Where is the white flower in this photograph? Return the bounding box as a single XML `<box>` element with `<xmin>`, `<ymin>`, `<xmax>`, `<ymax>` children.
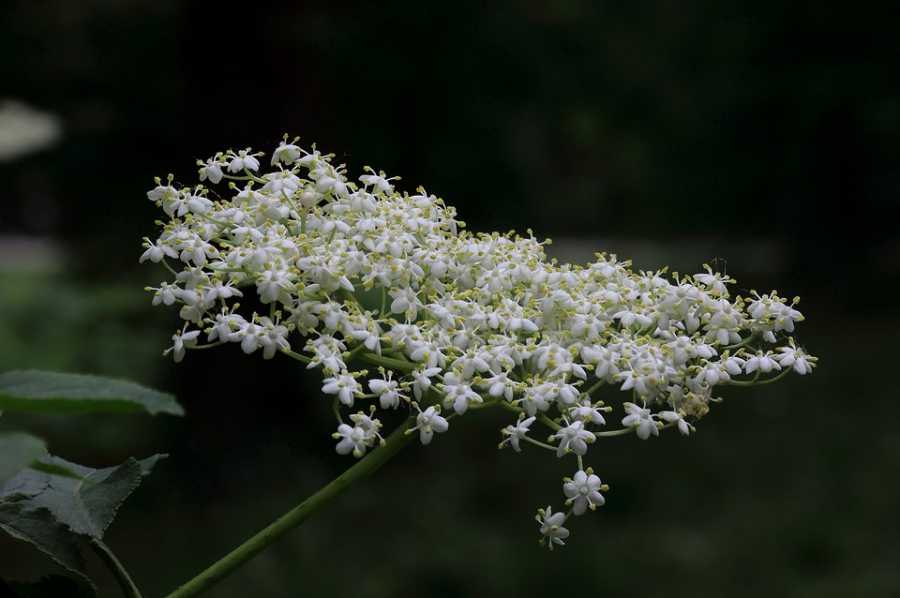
<box><xmin>227</xmin><ymin>149</ymin><xmax>260</xmax><ymax>173</ymax></box>
<box><xmin>723</xmin><ymin>355</ymin><xmax>745</xmax><ymax>376</ymax></box>
<box><xmin>520</xmin><ymin>384</ymin><xmax>553</xmax><ymax>416</ymax></box>
<box><xmin>482</xmin><ymin>372</ymin><xmax>516</xmax><ymax>401</ymax></box>
<box><xmin>207</xmin><ymin>312</ymin><xmax>246</xmax><ymax>342</ymax></box>
<box><xmin>694</xmin><ymin>266</ymin><xmax>733</xmax><ymax>297</ymax></box>
<box><xmin>271</xmin><ymin>141</ymin><xmax>301</xmax><ymax>165</ymax></box>
<box><xmin>198</xmin><ymin>158</ymin><xmax>224</xmax><ymax>184</ymax></box>
<box><xmin>536</xmin><ymin>506</ymin><xmax>569</xmax><ymax>550</ymax></box>
<box><xmin>442</xmin><ymin>379</ymin><xmax>482</xmax><ymax>415</ymax></box>
<box><xmin>413</xmin><ymin>405</ymin><xmax>449</xmax><ymax>445</ymax></box>
<box><xmin>359</xmin><ymin>170</ymin><xmax>395</xmax><ymax>194</ymax></box>
<box><xmin>568</xmin><ymin>399</ymin><xmax>606</xmax><ymax>426</ymax></box>
<box><xmin>410</xmin><ymin>367</ymin><xmax>441</xmax><ymax>400</ymax></box>
<box><xmin>658</xmin><ymin>410</ymin><xmax>694</xmax><ymax>436</ymax></box>
<box><xmin>550</xmin><ymin>420</ymin><xmax>596</xmax><ymax>457</ymax></box>
<box><xmin>149</xmin><ymin>282</ymin><xmax>179</xmax><ymax>306</ymax></box>
<box><xmin>165</xmin><ymin>328</ymin><xmax>200</xmax><ymax>363</ymax></box>
<box><xmin>622</xmin><ymin>403</ymin><xmax>659</xmax><ymax>440</ymax></box>
<box><xmin>139</xmin><ymin>239</ymin><xmax>177</xmax><ymax>263</ymax></box>
<box><xmin>776</xmin><ymin>344</ymin><xmax>815</xmax><ymax>375</ymax></box>
<box><xmin>744</xmin><ymin>351</ymin><xmax>781</xmax><ymax>374</ymax></box>
<box><xmin>389</xmin><ymin>288</ymin><xmax>420</xmax><ymax>320</ymax></box>
<box><xmin>563</xmin><ymin>469</ymin><xmax>606</xmax><ymax>515</ymax></box>
<box><xmin>257</xmin><ymin>317</ymin><xmax>291</xmax><ymax>359</ymax></box>
<box><xmin>322</xmin><ymin>373</ymin><xmax>362</xmax><ymax>406</ymax></box>
<box><xmin>499</xmin><ymin>416</ymin><xmax>535</xmax><ymax>452</ymax></box>
<box><xmin>696</xmin><ymin>362</ymin><xmax>729</xmax><ymax>386</ymax></box>
<box><xmin>369</xmin><ymin>372</ymin><xmax>406</xmax><ymax>409</ymax></box>
<box><xmin>333</xmin><ymin>412</ymin><xmax>383</xmax><ymax>458</ymax></box>
<box><xmin>333</xmin><ymin>423</ymin><xmax>367</xmax><ymax>457</ymax></box>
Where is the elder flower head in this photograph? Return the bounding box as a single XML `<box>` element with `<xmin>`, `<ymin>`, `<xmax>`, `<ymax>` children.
<box><xmin>143</xmin><ymin>136</ymin><xmax>817</xmax><ymax>550</ymax></box>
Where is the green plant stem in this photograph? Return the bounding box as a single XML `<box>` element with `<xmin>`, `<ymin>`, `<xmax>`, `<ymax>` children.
<box><xmin>359</xmin><ymin>351</ymin><xmax>416</xmax><ymax>372</ymax></box>
<box><xmin>89</xmin><ymin>538</ymin><xmax>144</xmax><ymax>598</ymax></box>
<box><xmin>165</xmin><ymin>417</ymin><xmax>416</xmax><ymax>598</ymax></box>
<box><xmin>727</xmin><ymin>368</ymin><xmax>791</xmax><ymax>386</ymax></box>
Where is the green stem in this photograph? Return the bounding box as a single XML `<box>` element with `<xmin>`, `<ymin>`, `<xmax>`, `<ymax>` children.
<box><xmin>582</xmin><ymin>378</ymin><xmax>605</xmax><ymax>398</ymax></box>
<box><xmin>359</xmin><ymin>351</ymin><xmax>417</xmax><ymax>373</ymax></box>
<box><xmin>89</xmin><ymin>539</ymin><xmax>143</xmax><ymax>598</ymax></box>
<box><xmin>594</xmin><ymin>427</ymin><xmax>635</xmax><ymax>438</ymax></box>
<box><xmin>280</xmin><ymin>348</ymin><xmax>312</xmax><ymax>364</ymax></box>
<box><xmin>165</xmin><ymin>417</ymin><xmax>416</xmax><ymax>598</ymax></box>
<box><xmin>727</xmin><ymin>368</ymin><xmax>790</xmax><ymax>387</ymax></box>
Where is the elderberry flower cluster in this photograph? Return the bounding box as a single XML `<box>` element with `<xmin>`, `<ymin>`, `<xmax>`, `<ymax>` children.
<box><xmin>143</xmin><ymin>136</ymin><xmax>817</xmax><ymax>549</ymax></box>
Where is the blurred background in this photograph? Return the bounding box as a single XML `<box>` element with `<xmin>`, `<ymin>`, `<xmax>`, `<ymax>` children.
<box><xmin>1</xmin><ymin>1</ymin><xmax>898</xmax><ymax>597</ymax></box>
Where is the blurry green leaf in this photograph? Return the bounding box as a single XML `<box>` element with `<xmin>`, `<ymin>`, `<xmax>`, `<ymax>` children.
<box><xmin>0</xmin><ymin>370</ymin><xmax>183</xmax><ymax>416</ymax></box>
<box><xmin>0</xmin><ymin>433</ymin><xmax>47</xmax><ymax>487</ymax></box>
<box><xmin>27</xmin><ymin>460</ymin><xmax>83</xmax><ymax>480</ymax></box>
<box><xmin>1</xmin><ymin>454</ymin><xmax>167</xmax><ymax>538</ymax></box>
<box><xmin>0</xmin><ymin>575</ymin><xmax>97</xmax><ymax>597</ymax></box>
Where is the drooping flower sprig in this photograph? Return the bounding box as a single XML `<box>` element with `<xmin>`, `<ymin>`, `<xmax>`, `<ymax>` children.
<box><xmin>143</xmin><ymin>136</ymin><xmax>817</xmax><ymax>549</ymax></box>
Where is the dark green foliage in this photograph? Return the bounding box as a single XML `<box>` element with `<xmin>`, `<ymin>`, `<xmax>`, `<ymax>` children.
<box><xmin>0</xmin><ymin>455</ymin><xmax>165</xmax><ymax>589</ymax></box>
<box><xmin>0</xmin><ymin>371</ymin><xmax>183</xmax><ymax>416</ymax></box>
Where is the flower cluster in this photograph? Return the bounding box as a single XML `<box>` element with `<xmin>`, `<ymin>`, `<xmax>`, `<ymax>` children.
<box><xmin>143</xmin><ymin>136</ymin><xmax>817</xmax><ymax>548</ymax></box>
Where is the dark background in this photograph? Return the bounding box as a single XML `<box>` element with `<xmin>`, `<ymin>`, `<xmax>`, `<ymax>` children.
<box><xmin>1</xmin><ymin>2</ymin><xmax>898</xmax><ymax>597</ymax></box>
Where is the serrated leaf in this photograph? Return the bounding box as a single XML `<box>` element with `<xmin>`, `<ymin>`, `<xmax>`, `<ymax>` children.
<box><xmin>0</xmin><ymin>433</ymin><xmax>47</xmax><ymax>487</ymax></box>
<box><xmin>0</xmin><ymin>574</ymin><xmax>97</xmax><ymax>597</ymax></box>
<box><xmin>1</xmin><ymin>454</ymin><xmax>166</xmax><ymax>539</ymax></box>
<box><xmin>0</xmin><ymin>370</ymin><xmax>183</xmax><ymax>416</ymax></box>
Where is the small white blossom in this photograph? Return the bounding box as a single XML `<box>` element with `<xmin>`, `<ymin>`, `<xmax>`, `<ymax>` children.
<box><xmin>271</xmin><ymin>141</ymin><xmax>302</xmax><ymax>165</ymax></box>
<box><xmin>658</xmin><ymin>410</ymin><xmax>694</xmax><ymax>436</ymax></box>
<box><xmin>622</xmin><ymin>403</ymin><xmax>659</xmax><ymax>440</ymax></box>
<box><xmin>228</xmin><ymin>149</ymin><xmax>260</xmax><ymax>173</ymax></box>
<box><xmin>550</xmin><ymin>420</ymin><xmax>596</xmax><ymax>457</ymax></box>
<box><xmin>563</xmin><ymin>469</ymin><xmax>606</xmax><ymax>515</ymax></box>
<box><xmin>410</xmin><ymin>367</ymin><xmax>442</xmax><ymax>400</ymax></box>
<box><xmin>568</xmin><ymin>399</ymin><xmax>606</xmax><ymax>426</ymax></box>
<box><xmin>333</xmin><ymin>412</ymin><xmax>383</xmax><ymax>458</ymax></box>
<box><xmin>139</xmin><ymin>239</ymin><xmax>177</xmax><ymax>263</ymax></box>
<box><xmin>744</xmin><ymin>351</ymin><xmax>781</xmax><ymax>374</ymax></box>
<box><xmin>164</xmin><ymin>328</ymin><xmax>200</xmax><ymax>363</ymax></box>
<box><xmin>369</xmin><ymin>372</ymin><xmax>406</xmax><ymax>409</ymax></box>
<box><xmin>499</xmin><ymin>416</ymin><xmax>535</xmax><ymax>452</ymax></box>
<box><xmin>322</xmin><ymin>373</ymin><xmax>362</xmax><ymax>406</ymax></box>
<box><xmin>776</xmin><ymin>343</ymin><xmax>816</xmax><ymax>375</ymax></box>
<box><xmin>413</xmin><ymin>405</ymin><xmax>449</xmax><ymax>445</ymax></box>
<box><xmin>442</xmin><ymin>375</ymin><xmax>483</xmax><ymax>414</ymax></box>
<box><xmin>536</xmin><ymin>506</ymin><xmax>569</xmax><ymax>550</ymax></box>
<box><xmin>198</xmin><ymin>158</ymin><xmax>224</xmax><ymax>184</ymax></box>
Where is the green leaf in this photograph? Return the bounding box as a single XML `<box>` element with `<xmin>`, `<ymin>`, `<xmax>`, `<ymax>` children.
<box><xmin>1</xmin><ymin>454</ymin><xmax>167</xmax><ymax>538</ymax></box>
<box><xmin>0</xmin><ymin>454</ymin><xmax>165</xmax><ymax>589</ymax></box>
<box><xmin>0</xmin><ymin>370</ymin><xmax>183</xmax><ymax>416</ymax></box>
<box><xmin>0</xmin><ymin>504</ymin><xmax>90</xmax><ymax>586</ymax></box>
<box><xmin>0</xmin><ymin>575</ymin><xmax>97</xmax><ymax>597</ymax></box>
<box><xmin>0</xmin><ymin>433</ymin><xmax>47</xmax><ymax>487</ymax></box>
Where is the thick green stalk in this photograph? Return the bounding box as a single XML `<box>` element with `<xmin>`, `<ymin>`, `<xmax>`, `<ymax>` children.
<box><xmin>165</xmin><ymin>417</ymin><xmax>416</xmax><ymax>598</ymax></box>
